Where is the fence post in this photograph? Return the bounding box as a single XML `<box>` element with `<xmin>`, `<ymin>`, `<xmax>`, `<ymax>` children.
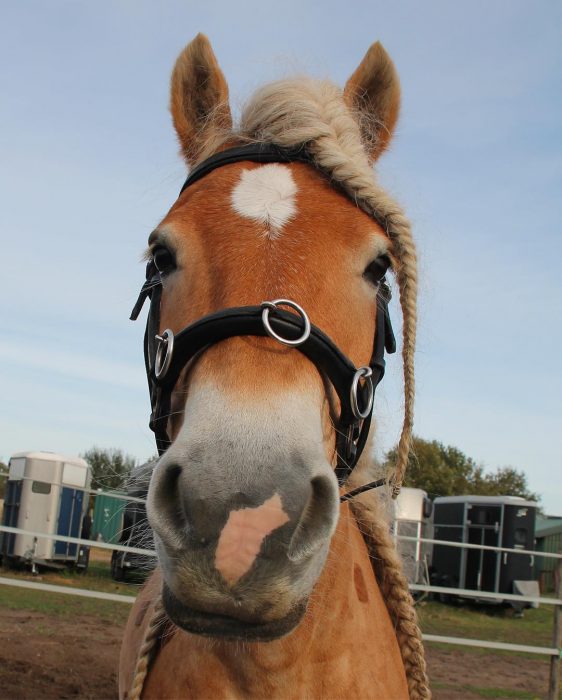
<box><xmin>548</xmin><ymin>557</ymin><xmax>561</xmax><ymax>700</ymax></box>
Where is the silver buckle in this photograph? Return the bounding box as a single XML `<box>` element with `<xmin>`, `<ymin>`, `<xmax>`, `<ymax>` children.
<box><xmin>154</xmin><ymin>329</ymin><xmax>174</xmax><ymax>379</ymax></box>
<box><xmin>260</xmin><ymin>299</ymin><xmax>311</xmax><ymax>347</ymax></box>
<box><xmin>350</xmin><ymin>366</ymin><xmax>374</xmax><ymax>419</ymax></box>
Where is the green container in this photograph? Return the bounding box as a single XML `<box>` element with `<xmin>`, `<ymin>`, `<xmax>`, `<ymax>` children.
<box><xmin>92</xmin><ymin>492</ymin><xmax>126</xmax><ymax>544</ymax></box>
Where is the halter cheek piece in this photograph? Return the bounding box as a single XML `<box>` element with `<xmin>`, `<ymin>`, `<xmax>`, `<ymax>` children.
<box><xmin>130</xmin><ymin>144</ymin><xmax>396</xmax><ymax>500</ymax></box>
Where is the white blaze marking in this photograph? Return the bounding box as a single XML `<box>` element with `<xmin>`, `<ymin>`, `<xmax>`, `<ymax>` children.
<box><xmin>231</xmin><ymin>164</ymin><xmax>298</xmax><ymax>238</ymax></box>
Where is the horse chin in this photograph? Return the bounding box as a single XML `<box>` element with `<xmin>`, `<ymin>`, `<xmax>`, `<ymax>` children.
<box><xmin>162</xmin><ymin>583</ymin><xmax>307</xmax><ymax>642</ymax></box>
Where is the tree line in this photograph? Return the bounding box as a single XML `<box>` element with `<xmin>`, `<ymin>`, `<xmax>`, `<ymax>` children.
<box><xmin>0</xmin><ymin>438</ymin><xmax>538</xmax><ymax>504</ymax></box>
<box><xmin>384</xmin><ymin>436</ymin><xmax>539</xmax><ymax>503</ymax></box>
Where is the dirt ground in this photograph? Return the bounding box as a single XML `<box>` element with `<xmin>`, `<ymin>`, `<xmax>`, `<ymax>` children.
<box><xmin>425</xmin><ymin>646</ymin><xmax>552</xmax><ymax>699</ymax></box>
<box><xmin>0</xmin><ymin>607</ymin><xmax>554</xmax><ymax>700</ymax></box>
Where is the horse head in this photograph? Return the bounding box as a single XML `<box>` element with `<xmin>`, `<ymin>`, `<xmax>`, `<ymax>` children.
<box><xmin>140</xmin><ymin>34</ymin><xmax>414</xmax><ymax>642</ymax></box>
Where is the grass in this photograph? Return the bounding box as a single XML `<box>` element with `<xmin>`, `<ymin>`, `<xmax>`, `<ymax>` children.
<box><xmin>0</xmin><ymin>547</ymin><xmax>144</xmax><ymax>624</ymax></box>
<box><xmin>0</xmin><ymin>584</ymin><xmax>131</xmax><ymax>625</ymax></box>
<box><xmin>432</xmin><ymin>681</ymin><xmax>543</xmax><ymax>699</ymax></box>
<box><xmin>417</xmin><ymin>599</ymin><xmax>554</xmax><ymax>650</ymax></box>
<box><xmin>0</xmin><ymin>547</ymin><xmax>147</xmax><ymax>596</ymax></box>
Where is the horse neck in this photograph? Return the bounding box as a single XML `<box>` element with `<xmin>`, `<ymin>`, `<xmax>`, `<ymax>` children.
<box><xmin>141</xmin><ymin>503</ymin><xmax>409</xmax><ymax>698</ymax></box>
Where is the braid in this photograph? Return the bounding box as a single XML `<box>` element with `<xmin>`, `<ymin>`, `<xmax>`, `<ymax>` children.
<box><xmin>129</xmin><ymin>596</ymin><xmax>166</xmax><ymax>700</ymax></box>
<box><xmin>351</xmin><ymin>498</ymin><xmax>431</xmax><ymax>700</ymax></box>
<box><xmin>378</xmin><ymin>207</ymin><xmax>417</xmax><ymax>493</ymax></box>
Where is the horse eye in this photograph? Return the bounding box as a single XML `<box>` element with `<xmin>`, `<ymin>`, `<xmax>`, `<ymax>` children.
<box><xmin>363</xmin><ymin>254</ymin><xmax>391</xmax><ymax>286</ymax></box>
<box><xmin>152</xmin><ymin>246</ymin><xmax>176</xmax><ymax>275</ymax></box>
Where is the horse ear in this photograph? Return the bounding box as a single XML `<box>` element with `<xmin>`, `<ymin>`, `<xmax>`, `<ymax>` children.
<box><xmin>344</xmin><ymin>42</ymin><xmax>401</xmax><ymax>162</ymax></box>
<box><xmin>170</xmin><ymin>33</ymin><xmax>233</xmax><ymax>165</ymax></box>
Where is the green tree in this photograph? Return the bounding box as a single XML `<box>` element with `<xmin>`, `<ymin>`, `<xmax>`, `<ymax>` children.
<box><xmin>82</xmin><ymin>447</ymin><xmax>136</xmax><ymax>491</ymax></box>
<box><xmin>384</xmin><ymin>437</ymin><xmax>538</xmax><ymax>503</ymax></box>
<box><xmin>0</xmin><ymin>461</ymin><xmax>8</xmax><ymax>499</ymax></box>
<box><xmin>476</xmin><ymin>466</ymin><xmax>540</xmax><ymax>502</ymax></box>
<box><xmin>385</xmin><ymin>437</ymin><xmax>484</xmax><ymax>500</ymax></box>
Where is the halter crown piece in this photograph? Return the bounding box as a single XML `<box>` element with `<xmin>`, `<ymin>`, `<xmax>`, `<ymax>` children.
<box><xmin>130</xmin><ymin>144</ymin><xmax>397</xmax><ymax>500</ymax></box>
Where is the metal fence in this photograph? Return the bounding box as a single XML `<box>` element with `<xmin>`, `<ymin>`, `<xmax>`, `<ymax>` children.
<box><xmin>0</xmin><ymin>522</ymin><xmax>560</xmax><ymax>698</ymax></box>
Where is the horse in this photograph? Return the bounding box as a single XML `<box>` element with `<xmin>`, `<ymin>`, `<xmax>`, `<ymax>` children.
<box><xmin>119</xmin><ymin>33</ymin><xmax>429</xmax><ymax>700</ymax></box>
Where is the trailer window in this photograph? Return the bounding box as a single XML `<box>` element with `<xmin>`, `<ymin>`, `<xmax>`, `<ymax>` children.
<box><xmin>31</xmin><ymin>481</ymin><xmax>51</xmax><ymax>495</ymax></box>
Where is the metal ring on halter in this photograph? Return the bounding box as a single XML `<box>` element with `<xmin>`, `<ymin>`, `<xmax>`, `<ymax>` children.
<box><xmin>260</xmin><ymin>299</ymin><xmax>311</xmax><ymax>347</ymax></box>
<box><xmin>350</xmin><ymin>366</ymin><xmax>374</xmax><ymax>420</ymax></box>
<box><xmin>154</xmin><ymin>329</ymin><xmax>175</xmax><ymax>380</ymax></box>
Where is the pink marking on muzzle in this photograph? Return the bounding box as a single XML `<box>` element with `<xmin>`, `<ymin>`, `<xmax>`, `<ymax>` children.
<box><xmin>214</xmin><ymin>493</ymin><xmax>290</xmax><ymax>586</ymax></box>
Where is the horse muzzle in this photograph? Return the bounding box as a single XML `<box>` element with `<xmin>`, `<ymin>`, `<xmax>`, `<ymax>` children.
<box><xmin>146</xmin><ymin>406</ymin><xmax>339</xmax><ymax>640</ymax></box>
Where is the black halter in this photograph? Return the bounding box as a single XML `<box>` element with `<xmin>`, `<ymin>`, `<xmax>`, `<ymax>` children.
<box><xmin>131</xmin><ymin>144</ymin><xmax>396</xmax><ymax>493</ymax></box>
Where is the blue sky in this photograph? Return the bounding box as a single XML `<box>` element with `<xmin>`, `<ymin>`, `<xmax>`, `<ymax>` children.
<box><xmin>1</xmin><ymin>1</ymin><xmax>561</xmax><ymax>512</ymax></box>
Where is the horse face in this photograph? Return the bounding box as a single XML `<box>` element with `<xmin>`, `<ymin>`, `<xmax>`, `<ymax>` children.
<box><xmin>144</xmin><ymin>34</ymin><xmax>400</xmax><ymax>641</ymax></box>
<box><xmin>146</xmin><ymin>162</ymin><xmax>389</xmax><ymax>639</ymax></box>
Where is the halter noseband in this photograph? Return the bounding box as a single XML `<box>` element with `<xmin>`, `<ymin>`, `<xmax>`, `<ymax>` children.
<box><xmin>130</xmin><ymin>144</ymin><xmax>396</xmax><ymax>495</ymax></box>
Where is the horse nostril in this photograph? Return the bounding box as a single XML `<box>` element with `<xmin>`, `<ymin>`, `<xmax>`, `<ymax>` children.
<box><xmin>287</xmin><ymin>474</ymin><xmax>338</xmax><ymax>561</ymax></box>
<box><xmin>148</xmin><ymin>462</ymin><xmax>188</xmax><ymax>548</ymax></box>
<box><xmin>152</xmin><ymin>463</ymin><xmax>183</xmax><ymax>510</ymax></box>
<box><xmin>160</xmin><ymin>464</ymin><xmax>182</xmax><ymax>498</ymax></box>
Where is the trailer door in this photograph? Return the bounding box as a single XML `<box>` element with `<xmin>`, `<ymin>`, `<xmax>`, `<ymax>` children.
<box><xmin>55</xmin><ymin>488</ymin><xmax>84</xmax><ymax>558</ymax></box>
<box><xmin>499</xmin><ymin>505</ymin><xmax>536</xmax><ymax>592</ymax></box>
<box><xmin>465</xmin><ymin>505</ymin><xmax>501</xmax><ymax>592</ymax></box>
<box><xmin>1</xmin><ymin>480</ymin><xmax>23</xmax><ymax>556</ymax></box>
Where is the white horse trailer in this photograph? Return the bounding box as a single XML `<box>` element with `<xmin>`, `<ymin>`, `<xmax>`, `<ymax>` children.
<box><xmin>393</xmin><ymin>487</ymin><xmax>433</xmax><ymax>585</ymax></box>
<box><xmin>1</xmin><ymin>452</ymin><xmax>91</xmax><ymax>570</ymax></box>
